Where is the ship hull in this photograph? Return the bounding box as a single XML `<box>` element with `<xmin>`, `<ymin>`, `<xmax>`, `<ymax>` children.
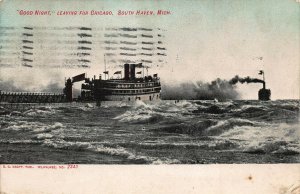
<box><xmin>100</xmin><ymin>91</ymin><xmax>161</xmax><ymax>101</ymax></box>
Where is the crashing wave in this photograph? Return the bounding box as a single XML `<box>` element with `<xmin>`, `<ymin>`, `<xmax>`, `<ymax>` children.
<box><xmin>114</xmin><ymin>100</ymin><xmax>198</xmax><ymax>124</ymax></box>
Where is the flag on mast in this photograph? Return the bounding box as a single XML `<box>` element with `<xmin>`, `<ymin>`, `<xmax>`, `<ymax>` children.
<box><xmin>258</xmin><ymin>70</ymin><xmax>264</xmax><ymax>75</ymax></box>
<box><xmin>135</xmin><ymin>63</ymin><xmax>143</xmax><ymax>68</ymax></box>
<box><xmin>103</xmin><ymin>71</ymin><xmax>109</xmax><ymax>74</ymax></box>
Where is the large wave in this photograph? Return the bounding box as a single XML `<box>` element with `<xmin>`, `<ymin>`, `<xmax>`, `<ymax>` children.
<box><xmin>219</xmin><ymin>122</ymin><xmax>300</xmax><ymax>155</ymax></box>
<box><xmin>42</xmin><ymin>139</ymin><xmax>179</xmax><ymax>164</ymax></box>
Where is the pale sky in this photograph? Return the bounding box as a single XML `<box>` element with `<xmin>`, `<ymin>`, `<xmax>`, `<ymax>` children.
<box><xmin>0</xmin><ymin>0</ymin><xmax>299</xmax><ymax>99</ymax></box>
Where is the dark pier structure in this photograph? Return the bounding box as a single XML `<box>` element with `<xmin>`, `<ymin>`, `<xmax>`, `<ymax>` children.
<box><xmin>258</xmin><ymin>71</ymin><xmax>271</xmax><ymax>101</ymax></box>
<box><xmin>0</xmin><ymin>91</ymin><xmax>65</xmax><ymax>103</ymax></box>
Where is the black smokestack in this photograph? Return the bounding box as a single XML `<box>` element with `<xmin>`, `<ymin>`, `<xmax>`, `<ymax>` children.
<box><xmin>129</xmin><ymin>64</ymin><xmax>135</xmax><ymax>80</ymax></box>
<box><xmin>124</xmin><ymin>63</ymin><xmax>130</xmax><ymax>80</ymax></box>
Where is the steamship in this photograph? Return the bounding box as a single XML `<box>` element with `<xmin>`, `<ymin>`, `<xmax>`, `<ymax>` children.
<box><xmin>64</xmin><ymin>63</ymin><xmax>161</xmax><ymax>102</ymax></box>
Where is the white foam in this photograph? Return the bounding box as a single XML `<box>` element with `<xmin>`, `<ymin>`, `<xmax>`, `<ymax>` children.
<box><xmin>0</xmin><ymin>139</ymin><xmax>42</xmax><ymax>144</ymax></box>
<box><xmin>36</xmin><ymin>133</ymin><xmax>53</xmax><ymax>139</ymax></box>
<box><xmin>1</xmin><ymin>120</ymin><xmax>64</xmax><ymax>133</ymax></box>
<box><xmin>23</xmin><ymin>107</ymin><xmax>56</xmax><ymax>116</ymax></box>
<box><xmin>1</xmin><ymin>120</ymin><xmax>41</xmax><ymax>131</ymax></box>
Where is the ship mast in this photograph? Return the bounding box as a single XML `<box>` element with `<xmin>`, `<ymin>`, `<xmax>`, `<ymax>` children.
<box><xmin>142</xmin><ymin>66</ymin><xmax>144</xmax><ymax>77</ymax></box>
<box><xmin>104</xmin><ymin>54</ymin><xmax>107</xmax><ymax>80</ymax></box>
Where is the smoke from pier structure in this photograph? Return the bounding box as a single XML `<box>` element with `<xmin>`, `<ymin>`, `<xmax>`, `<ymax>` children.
<box><xmin>229</xmin><ymin>75</ymin><xmax>264</xmax><ymax>85</ymax></box>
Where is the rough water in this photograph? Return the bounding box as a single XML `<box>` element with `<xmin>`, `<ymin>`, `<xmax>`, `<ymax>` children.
<box><xmin>0</xmin><ymin>100</ymin><xmax>299</xmax><ymax>164</ymax></box>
